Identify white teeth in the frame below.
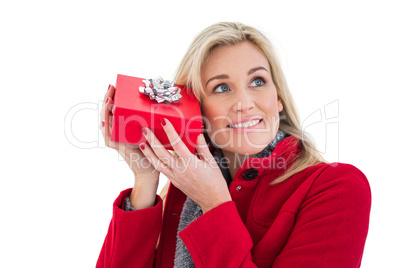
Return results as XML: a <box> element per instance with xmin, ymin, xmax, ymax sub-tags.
<box><xmin>229</xmin><ymin>119</ymin><xmax>261</xmax><ymax>128</ymax></box>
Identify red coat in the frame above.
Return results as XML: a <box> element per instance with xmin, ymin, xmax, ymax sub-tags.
<box><xmin>97</xmin><ymin>137</ymin><xmax>371</xmax><ymax>267</ymax></box>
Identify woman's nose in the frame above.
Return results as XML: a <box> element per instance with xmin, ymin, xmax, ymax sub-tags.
<box><xmin>231</xmin><ymin>88</ymin><xmax>255</xmax><ymax>113</ymax></box>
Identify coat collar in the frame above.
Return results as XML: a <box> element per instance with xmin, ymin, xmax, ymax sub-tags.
<box><xmin>239</xmin><ymin>136</ymin><xmax>301</xmax><ymax>178</ymax></box>
<box><xmin>211</xmin><ymin>133</ymin><xmax>300</xmax><ymax>184</ymax></box>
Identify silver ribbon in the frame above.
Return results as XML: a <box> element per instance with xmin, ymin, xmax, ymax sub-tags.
<box><xmin>139</xmin><ymin>76</ymin><xmax>182</xmax><ymax>104</ymax></box>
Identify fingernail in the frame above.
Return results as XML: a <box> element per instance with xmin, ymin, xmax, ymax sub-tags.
<box><xmin>139</xmin><ymin>143</ymin><xmax>145</xmax><ymax>150</ymax></box>
<box><xmin>102</xmin><ymin>121</ymin><xmax>105</xmax><ymax>127</ymax></box>
<box><xmin>160</xmin><ymin>118</ymin><xmax>166</xmax><ymax>126</ymax></box>
<box><xmin>106</xmin><ymin>98</ymin><xmax>110</xmax><ymax>104</ymax></box>
<box><xmin>142</xmin><ymin>127</ymin><xmax>148</xmax><ymax>136</ymax></box>
<box><xmin>107</xmin><ymin>84</ymin><xmax>111</xmax><ymax>91</ymax></box>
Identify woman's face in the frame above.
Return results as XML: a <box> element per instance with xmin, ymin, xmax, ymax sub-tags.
<box><xmin>200</xmin><ymin>41</ymin><xmax>283</xmax><ymax>157</ymax></box>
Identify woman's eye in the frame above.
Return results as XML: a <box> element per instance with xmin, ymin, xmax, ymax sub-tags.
<box><xmin>213</xmin><ymin>84</ymin><xmax>229</xmax><ymax>93</ymax></box>
<box><xmin>250</xmin><ymin>78</ymin><xmax>265</xmax><ymax>87</ymax></box>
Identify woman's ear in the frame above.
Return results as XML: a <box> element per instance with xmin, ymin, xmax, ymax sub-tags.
<box><xmin>278</xmin><ymin>98</ymin><xmax>284</xmax><ymax>113</ymax></box>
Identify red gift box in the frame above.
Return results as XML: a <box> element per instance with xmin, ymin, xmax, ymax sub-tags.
<box><xmin>110</xmin><ymin>74</ymin><xmax>203</xmax><ymax>153</ymax></box>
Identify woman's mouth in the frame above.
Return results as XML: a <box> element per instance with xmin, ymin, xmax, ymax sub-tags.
<box><xmin>228</xmin><ymin>118</ymin><xmax>263</xmax><ymax>128</ymax></box>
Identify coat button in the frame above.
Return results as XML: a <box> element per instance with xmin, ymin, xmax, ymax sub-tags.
<box><xmin>236</xmin><ymin>186</ymin><xmax>242</xmax><ymax>191</ymax></box>
<box><xmin>242</xmin><ymin>168</ymin><xmax>259</xmax><ymax>181</ymax></box>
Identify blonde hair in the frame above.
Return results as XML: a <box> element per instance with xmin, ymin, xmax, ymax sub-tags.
<box><xmin>171</xmin><ymin>22</ymin><xmax>324</xmax><ymax>187</ymax></box>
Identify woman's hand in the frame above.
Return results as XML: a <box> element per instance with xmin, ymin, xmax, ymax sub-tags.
<box><xmin>100</xmin><ymin>85</ymin><xmax>160</xmax><ymax>209</ymax></box>
<box><xmin>139</xmin><ymin>118</ymin><xmax>232</xmax><ymax>213</ymax></box>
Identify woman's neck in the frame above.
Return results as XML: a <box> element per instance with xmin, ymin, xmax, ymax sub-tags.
<box><xmin>218</xmin><ymin>130</ymin><xmax>288</xmax><ymax>180</ymax></box>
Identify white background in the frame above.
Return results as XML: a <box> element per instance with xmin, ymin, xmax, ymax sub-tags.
<box><xmin>1</xmin><ymin>0</ymin><xmax>401</xmax><ymax>267</ymax></box>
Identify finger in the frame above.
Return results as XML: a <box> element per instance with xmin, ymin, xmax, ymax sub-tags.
<box><xmin>142</xmin><ymin>127</ymin><xmax>177</xmax><ymax>167</ymax></box>
<box><xmin>100</xmin><ymin>85</ymin><xmax>115</xmax><ymax>146</ymax></box>
<box><xmin>101</xmin><ymin>97</ymin><xmax>113</xmax><ymax>145</ymax></box>
<box><xmin>104</xmin><ymin>84</ymin><xmax>115</xmax><ymax>103</ymax></box>
<box><xmin>105</xmin><ymin>97</ymin><xmax>115</xmax><ymax>136</ymax></box>
<box><xmin>105</xmin><ymin>98</ymin><xmax>113</xmax><ymax>136</ymax></box>
<box><xmin>195</xmin><ymin>134</ymin><xmax>215</xmax><ymax>163</ymax></box>
<box><xmin>160</xmin><ymin>118</ymin><xmax>192</xmax><ymax>158</ymax></box>
<box><xmin>100</xmin><ymin>97</ymin><xmax>111</xmax><ymax>126</ymax></box>
<box><xmin>126</xmin><ymin>142</ymin><xmax>141</xmax><ymax>149</ymax></box>
<box><xmin>109</xmin><ymin>114</ymin><xmax>113</xmax><ymax>127</ymax></box>
<box><xmin>139</xmin><ymin>142</ymin><xmax>174</xmax><ymax>178</ymax></box>
<box><xmin>100</xmin><ymin>84</ymin><xmax>115</xmax><ymax>121</ymax></box>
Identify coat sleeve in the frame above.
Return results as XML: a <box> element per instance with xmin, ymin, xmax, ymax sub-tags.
<box><xmin>96</xmin><ymin>188</ymin><xmax>163</xmax><ymax>268</ymax></box>
<box><xmin>272</xmin><ymin>164</ymin><xmax>371</xmax><ymax>267</ymax></box>
<box><xmin>179</xmin><ymin>201</ymin><xmax>257</xmax><ymax>267</ymax></box>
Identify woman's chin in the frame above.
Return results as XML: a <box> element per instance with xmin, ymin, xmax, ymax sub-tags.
<box><xmin>220</xmin><ymin>143</ymin><xmax>270</xmax><ymax>157</ymax></box>
<box><xmin>209</xmin><ymin>131</ymin><xmax>277</xmax><ymax>156</ymax></box>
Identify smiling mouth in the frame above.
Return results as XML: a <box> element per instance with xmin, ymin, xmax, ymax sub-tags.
<box><xmin>228</xmin><ymin>119</ymin><xmax>263</xmax><ymax>128</ymax></box>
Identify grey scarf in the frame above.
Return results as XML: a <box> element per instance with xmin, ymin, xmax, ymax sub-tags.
<box><xmin>173</xmin><ymin>130</ymin><xmax>287</xmax><ymax>267</ymax></box>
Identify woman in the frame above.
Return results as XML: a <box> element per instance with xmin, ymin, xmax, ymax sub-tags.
<box><xmin>97</xmin><ymin>22</ymin><xmax>371</xmax><ymax>267</ymax></box>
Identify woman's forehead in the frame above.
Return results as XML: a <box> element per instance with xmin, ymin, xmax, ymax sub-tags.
<box><xmin>201</xmin><ymin>41</ymin><xmax>271</xmax><ymax>78</ymax></box>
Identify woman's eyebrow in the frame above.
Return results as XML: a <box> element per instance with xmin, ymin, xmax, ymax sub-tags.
<box><xmin>248</xmin><ymin>66</ymin><xmax>268</xmax><ymax>75</ymax></box>
<box><xmin>205</xmin><ymin>67</ymin><xmax>268</xmax><ymax>87</ymax></box>
<box><xmin>205</xmin><ymin>74</ymin><xmax>229</xmax><ymax>87</ymax></box>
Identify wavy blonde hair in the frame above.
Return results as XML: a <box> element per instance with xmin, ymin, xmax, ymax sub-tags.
<box><xmin>160</xmin><ymin>22</ymin><xmax>324</xmax><ymax>197</ymax></box>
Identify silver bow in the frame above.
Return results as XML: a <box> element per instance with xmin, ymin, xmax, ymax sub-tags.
<box><xmin>139</xmin><ymin>76</ymin><xmax>182</xmax><ymax>104</ymax></box>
